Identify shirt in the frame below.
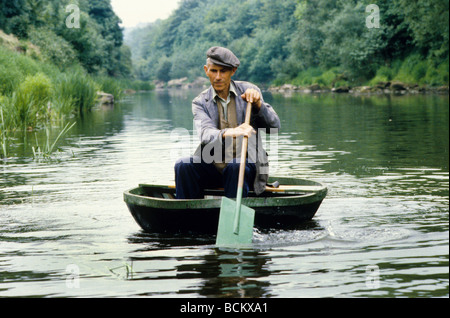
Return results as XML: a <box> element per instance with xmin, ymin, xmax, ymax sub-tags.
<box><xmin>213</xmin><ymin>82</ymin><xmax>237</xmax><ymax>121</ymax></box>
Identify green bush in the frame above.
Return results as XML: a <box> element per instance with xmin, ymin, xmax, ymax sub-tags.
<box><xmin>387</xmin><ymin>53</ymin><xmax>449</xmax><ymax>86</ymax></box>
<box><xmin>393</xmin><ymin>54</ymin><xmax>427</xmax><ymax>84</ymax></box>
<box><xmin>424</xmin><ymin>59</ymin><xmax>449</xmax><ymax>86</ymax></box>
<box><xmin>0</xmin><ymin>46</ymin><xmax>62</xmax><ymax>95</ymax></box>
<box><xmin>368</xmin><ymin>66</ymin><xmax>394</xmax><ymax>86</ymax></box>
<box><xmin>318</xmin><ymin>69</ymin><xmax>339</xmax><ymax>87</ymax></box>
<box><xmin>377</xmin><ymin>66</ymin><xmax>395</xmax><ymax>81</ymax></box>
<box><xmin>368</xmin><ymin>75</ymin><xmax>390</xmax><ymax>86</ymax></box>
<box><xmin>28</xmin><ymin>28</ymin><xmax>78</xmax><ymax>69</ymax></box>
<box><xmin>0</xmin><ymin>64</ymin><xmax>23</xmax><ymax>95</ymax></box>
<box><xmin>7</xmin><ymin>50</ymin><xmax>40</xmax><ymax>77</ymax></box>
<box><xmin>291</xmin><ymin>67</ymin><xmax>324</xmax><ymax>86</ymax></box>
<box><xmin>14</xmin><ymin>73</ymin><xmax>53</xmax><ymax>129</ymax></box>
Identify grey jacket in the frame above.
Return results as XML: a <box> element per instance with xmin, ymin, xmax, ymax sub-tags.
<box><xmin>192</xmin><ymin>80</ymin><xmax>281</xmax><ymax>195</ymax></box>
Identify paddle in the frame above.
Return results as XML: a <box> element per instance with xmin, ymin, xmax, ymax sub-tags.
<box><xmin>216</xmin><ymin>101</ymin><xmax>255</xmax><ymax>246</ymax></box>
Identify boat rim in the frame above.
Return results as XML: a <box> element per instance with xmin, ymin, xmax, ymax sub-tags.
<box><xmin>123</xmin><ymin>178</ymin><xmax>327</xmax><ymax>210</ymax></box>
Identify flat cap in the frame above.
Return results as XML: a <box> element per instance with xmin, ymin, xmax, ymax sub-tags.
<box><xmin>206</xmin><ymin>46</ymin><xmax>240</xmax><ymax>68</ymax></box>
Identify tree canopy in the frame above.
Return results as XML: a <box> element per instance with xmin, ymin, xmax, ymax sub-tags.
<box><xmin>125</xmin><ymin>0</ymin><xmax>449</xmax><ymax>86</ymax></box>
<box><xmin>0</xmin><ymin>0</ymin><xmax>131</xmax><ymax>77</ymax></box>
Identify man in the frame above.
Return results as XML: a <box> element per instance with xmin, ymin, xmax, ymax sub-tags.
<box><xmin>174</xmin><ymin>46</ymin><xmax>280</xmax><ymax>199</ymax></box>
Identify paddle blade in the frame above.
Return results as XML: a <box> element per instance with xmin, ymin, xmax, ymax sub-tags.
<box><xmin>216</xmin><ymin>197</ymin><xmax>255</xmax><ymax>246</ymax></box>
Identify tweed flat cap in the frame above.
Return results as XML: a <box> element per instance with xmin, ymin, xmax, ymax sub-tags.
<box><xmin>206</xmin><ymin>46</ymin><xmax>240</xmax><ymax>68</ymax></box>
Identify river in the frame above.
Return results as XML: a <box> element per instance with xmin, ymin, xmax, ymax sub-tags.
<box><xmin>0</xmin><ymin>89</ymin><xmax>448</xmax><ymax>298</ymax></box>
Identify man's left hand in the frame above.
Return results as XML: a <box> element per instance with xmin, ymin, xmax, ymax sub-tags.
<box><xmin>241</xmin><ymin>88</ymin><xmax>262</xmax><ymax>111</ymax></box>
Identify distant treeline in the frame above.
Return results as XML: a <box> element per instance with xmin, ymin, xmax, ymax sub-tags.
<box><xmin>126</xmin><ymin>0</ymin><xmax>449</xmax><ymax>87</ymax></box>
<box><xmin>0</xmin><ymin>0</ymin><xmax>131</xmax><ymax>77</ymax></box>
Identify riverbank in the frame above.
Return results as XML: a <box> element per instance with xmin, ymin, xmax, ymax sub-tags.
<box><xmin>267</xmin><ymin>82</ymin><xmax>449</xmax><ymax>95</ymax></box>
<box><xmin>151</xmin><ymin>75</ymin><xmax>449</xmax><ymax>96</ymax></box>
<box><xmin>0</xmin><ymin>31</ymin><xmax>153</xmax><ymax>159</ymax></box>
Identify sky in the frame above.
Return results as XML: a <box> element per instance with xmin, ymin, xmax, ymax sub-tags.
<box><xmin>111</xmin><ymin>0</ymin><xmax>181</xmax><ymax>28</ymax></box>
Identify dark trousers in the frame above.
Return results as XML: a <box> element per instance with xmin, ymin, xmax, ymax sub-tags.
<box><xmin>174</xmin><ymin>157</ymin><xmax>256</xmax><ymax>199</ymax></box>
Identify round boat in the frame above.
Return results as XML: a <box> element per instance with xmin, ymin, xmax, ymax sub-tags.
<box><xmin>124</xmin><ymin>177</ymin><xmax>327</xmax><ymax>235</ymax></box>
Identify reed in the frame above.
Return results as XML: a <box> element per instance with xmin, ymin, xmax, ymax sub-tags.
<box><xmin>15</xmin><ymin>73</ymin><xmax>52</xmax><ymax>130</ymax></box>
<box><xmin>32</xmin><ymin>121</ymin><xmax>76</xmax><ymax>160</ymax></box>
<box><xmin>1</xmin><ymin>46</ymin><xmax>150</xmax><ymax>159</ymax></box>
<box><xmin>95</xmin><ymin>76</ymin><xmax>124</xmax><ymax>101</ymax></box>
<box><xmin>55</xmin><ymin>69</ymin><xmax>99</xmax><ymax>113</ymax></box>
<box><xmin>50</xmin><ymin>89</ymin><xmax>76</xmax><ymax>122</ymax></box>
<box><xmin>0</xmin><ymin>107</ymin><xmax>8</xmax><ymax>158</ymax></box>
<box><xmin>108</xmin><ymin>261</ymin><xmax>134</xmax><ymax>280</ymax></box>
<box><xmin>118</xmin><ymin>78</ymin><xmax>154</xmax><ymax>91</ymax></box>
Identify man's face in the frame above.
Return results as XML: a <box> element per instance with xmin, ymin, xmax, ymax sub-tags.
<box><xmin>204</xmin><ymin>63</ymin><xmax>237</xmax><ymax>93</ymax></box>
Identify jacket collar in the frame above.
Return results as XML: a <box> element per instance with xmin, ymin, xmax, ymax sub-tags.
<box><xmin>205</xmin><ymin>80</ymin><xmax>244</xmax><ymax>101</ymax></box>
<box><xmin>204</xmin><ymin>80</ymin><xmax>246</xmax><ymax>124</ymax></box>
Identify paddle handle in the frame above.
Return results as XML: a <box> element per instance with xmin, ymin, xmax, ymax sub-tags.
<box><xmin>236</xmin><ymin>102</ymin><xmax>252</xmax><ymax>191</ymax></box>
<box><xmin>233</xmin><ymin>101</ymin><xmax>253</xmax><ymax>234</ymax></box>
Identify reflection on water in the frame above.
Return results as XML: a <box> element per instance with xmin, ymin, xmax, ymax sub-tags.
<box><xmin>0</xmin><ymin>90</ymin><xmax>448</xmax><ymax>298</ymax></box>
<box><xmin>127</xmin><ymin>232</ymin><xmax>273</xmax><ymax>298</ymax></box>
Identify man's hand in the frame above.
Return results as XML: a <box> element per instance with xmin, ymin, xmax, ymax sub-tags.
<box><xmin>241</xmin><ymin>88</ymin><xmax>262</xmax><ymax>111</ymax></box>
<box><xmin>223</xmin><ymin>123</ymin><xmax>256</xmax><ymax>139</ymax></box>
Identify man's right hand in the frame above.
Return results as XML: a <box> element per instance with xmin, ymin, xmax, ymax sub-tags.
<box><xmin>223</xmin><ymin>123</ymin><xmax>256</xmax><ymax>139</ymax></box>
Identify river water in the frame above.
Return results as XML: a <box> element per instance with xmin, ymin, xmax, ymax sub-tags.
<box><xmin>0</xmin><ymin>89</ymin><xmax>448</xmax><ymax>298</ymax></box>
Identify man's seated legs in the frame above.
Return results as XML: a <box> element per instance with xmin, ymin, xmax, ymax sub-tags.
<box><xmin>222</xmin><ymin>158</ymin><xmax>256</xmax><ymax>198</ymax></box>
<box><xmin>174</xmin><ymin>157</ymin><xmax>222</xmax><ymax>199</ymax></box>
<box><xmin>174</xmin><ymin>157</ymin><xmax>256</xmax><ymax>199</ymax></box>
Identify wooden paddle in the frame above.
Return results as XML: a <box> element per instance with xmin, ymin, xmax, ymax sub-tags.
<box><xmin>216</xmin><ymin>101</ymin><xmax>255</xmax><ymax>246</ymax></box>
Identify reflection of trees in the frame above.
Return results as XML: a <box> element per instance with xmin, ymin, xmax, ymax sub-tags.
<box><xmin>131</xmin><ymin>90</ymin><xmax>202</xmax><ymax>131</ymax></box>
<box><xmin>268</xmin><ymin>93</ymin><xmax>449</xmax><ymax>176</ymax></box>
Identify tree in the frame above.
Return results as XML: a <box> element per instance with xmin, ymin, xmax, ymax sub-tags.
<box><xmin>155</xmin><ymin>56</ymin><xmax>172</xmax><ymax>82</ymax></box>
<box><xmin>0</xmin><ymin>0</ymin><xmax>131</xmax><ymax>77</ymax></box>
<box><xmin>393</xmin><ymin>0</ymin><xmax>449</xmax><ymax>58</ymax></box>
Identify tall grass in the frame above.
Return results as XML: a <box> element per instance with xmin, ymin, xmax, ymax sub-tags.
<box><xmin>367</xmin><ymin>54</ymin><xmax>449</xmax><ymax>86</ymax></box>
<box><xmin>281</xmin><ymin>52</ymin><xmax>449</xmax><ymax>88</ymax></box>
<box><xmin>32</xmin><ymin>121</ymin><xmax>76</xmax><ymax>160</ymax></box>
<box><xmin>95</xmin><ymin>76</ymin><xmax>124</xmax><ymax>101</ymax></box>
<box><xmin>288</xmin><ymin>67</ymin><xmax>351</xmax><ymax>88</ymax></box>
<box><xmin>119</xmin><ymin>79</ymin><xmax>155</xmax><ymax>91</ymax></box>
<box><xmin>0</xmin><ymin>43</ymin><xmax>155</xmax><ymax>159</ymax></box>
<box><xmin>55</xmin><ymin>69</ymin><xmax>99</xmax><ymax>113</ymax></box>
<box><xmin>0</xmin><ymin>73</ymin><xmax>52</xmax><ymax>132</ymax></box>
<box><xmin>0</xmin><ymin>106</ymin><xmax>9</xmax><ymax>158</ymax></box>
<box><xmin>95</xmin><ymin>77</ymin><xmax>155</xmax><ymax>100</ymax></box>
<box><xmin>16</xmin><ymin>73</ymin><xmax>53</xmax><ymax>129</ymax></box>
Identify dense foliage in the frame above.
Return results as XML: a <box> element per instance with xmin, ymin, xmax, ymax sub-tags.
<box><xmin>0</xmin><ymin>0</ymin><xmax>131</xmax><ymax>77</ymax></box>
<box><xmin>126</xmin><ymin>0</ymin><xmax>449</xmax><ymax>86</ymax></box>
<box><xmin>0</xmin><ymin>0</ymin><xmax>154</xmax><ymax>158</ymax></box>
